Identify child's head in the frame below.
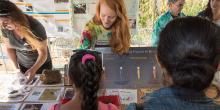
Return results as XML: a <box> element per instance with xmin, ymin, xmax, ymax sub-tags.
<box><xmin>168</xmin><ymin>0</ymin><xmax>185</xmax><ymax>16</ymax></box>
<box><xmin>157</xmin><ymin>16</ymin><xmax>220</xmax><ymax>91</ymax></box>
<box><xmin>68</xmin><ymin>50</ymin><xmax>103</xmax><ymax>110</ymax></box>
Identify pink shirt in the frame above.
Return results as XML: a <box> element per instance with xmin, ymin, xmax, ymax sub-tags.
<box><xmin>48</xmin><ymin>101</ymin><xmax>118</xmax><ymax>110</ymax></box>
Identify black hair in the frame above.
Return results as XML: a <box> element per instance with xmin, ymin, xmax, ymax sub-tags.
<box><xmin>68</xmin><ymin>50</ymin><xmax>103</xmax><ymax>110</ymax></box>
<box><xmin>158</xmin><ymin>16</ymin><xmax>220</xmax><ymax>91</ymax></box>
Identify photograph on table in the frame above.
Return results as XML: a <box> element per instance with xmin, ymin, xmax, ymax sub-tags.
<box><xmin>25</xmin><ymin>87</ymin><xmax>64</xmax><ymax>102</ymax></box>
<box><xmin>39</xmin><ymin>89</ymin><xmax>61</xmax><ymax>100</ymax></box>
<box><xmin>22</xmin><ymin>104</ymin><xmax>42</xmax><ymax>110</ymax></box>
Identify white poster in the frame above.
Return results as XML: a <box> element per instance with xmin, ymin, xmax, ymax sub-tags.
<box><xmin>10</xmin><ymin>0</ymin><xmax>72</xmax><ymax>39</ymax></box>
<box><xmin>23</xmin><ymin>0</ymin><xmax>55</xmax><ymax>12</ymax></box>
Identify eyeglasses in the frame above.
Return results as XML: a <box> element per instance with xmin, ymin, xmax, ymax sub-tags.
<box><xmin>174</xmin><ymin>3</ymin><xmax>184</xmax><ymax>7</ymax></box>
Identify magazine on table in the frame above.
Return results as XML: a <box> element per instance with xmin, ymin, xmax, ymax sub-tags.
<box><xmin>25</xmin><ymin>87</ymin><xmax>64</xmax><ymax>102</ymax></box>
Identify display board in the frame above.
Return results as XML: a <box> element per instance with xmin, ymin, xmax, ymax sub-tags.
<box><xmin>96</xmin><ymin>47</ymin><xmax>163</xmax><ymax>89</ymax></box>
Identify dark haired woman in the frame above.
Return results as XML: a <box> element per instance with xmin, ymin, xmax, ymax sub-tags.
<box><xmin>144</xmin><ymin>17</ymin><xmax>220</xmax><ymax>110</ymax></box>
<box><xmin>151</xmin><ymin>0</ymin><xmax>185</xmax><ymax>47</ymax></box>
<box><xmin>0</xmin><ymin>0</ymin><xmax>52</xmax><ymax>83</ymax></box>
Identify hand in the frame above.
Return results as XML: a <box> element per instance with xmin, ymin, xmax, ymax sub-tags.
<box><xmin>25</xmin><ymin>68</ymin><xmax>36</xmax><ymax>84</ymax></box>
<box><xmin>14</xmin><ymin>69</ymin><xmax>27</xmax><ymax>84</ymax></box>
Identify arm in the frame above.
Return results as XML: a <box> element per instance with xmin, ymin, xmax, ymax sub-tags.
<box><xmin>25</xmin><ymin>40</ymin><xmax>48</xmax><ymax>83</ymax></box>
<box><xmin>79</xmin><ymin>30</ymin><xmax>92</xmax><ymax>49</ymax></box>
<box><xmin>151</xmin><ymin>20</ymin><xmax>162</xmax><ymax>47</ymax></box>
<box><xmin>79</xmin><ymin>21</ymin><xmax>99</xmax><ymax>49</ymax></box>
<box><xmin>2</xmin><ymin>37</ymin><xmax>19</xmax><ymax>69</ymax></box>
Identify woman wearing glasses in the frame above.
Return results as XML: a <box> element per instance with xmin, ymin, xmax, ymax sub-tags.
<box><xmin>0</xmin><ymin>0</ymin><xmax>52</xmax><ymax>83</ymax></box>
<box><xmin>151</xmin><ymin>0</ymin><xmax>185</xmax><ymax>47</ymax></box>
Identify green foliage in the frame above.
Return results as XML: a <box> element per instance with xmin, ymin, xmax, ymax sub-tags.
<box><xmin>134</xmin><ymin>0</ymin><xmax>209</xmax><ymax>46</ymax></box>
<box><xmin>182</xmin><ymin>0</ymin><xmax>208</xmax><ymax>16</ymax></box>
<box><xmin>138</xmin><ymin>0</ymin><xmax>208</xmax><ymax>28</ymax></box>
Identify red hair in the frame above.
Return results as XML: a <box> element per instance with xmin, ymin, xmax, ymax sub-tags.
<box><xmin>93</xmin><ymin>0</ymin><xmax>131</xmax><ymax>54</ymax></box>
